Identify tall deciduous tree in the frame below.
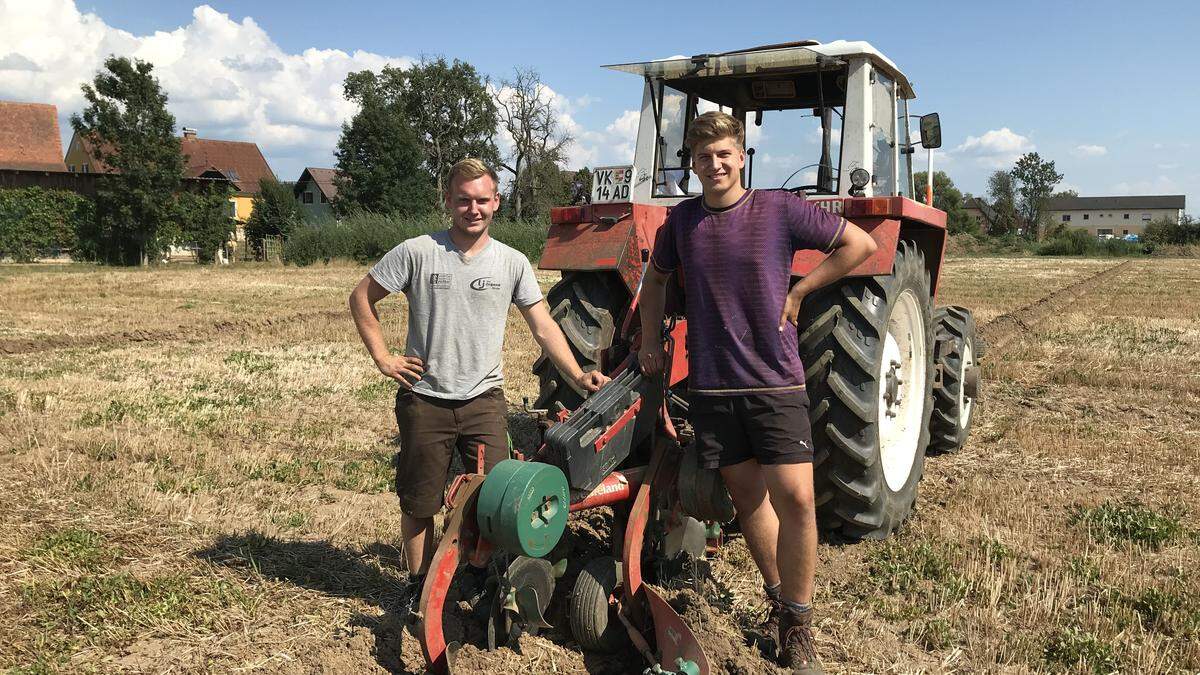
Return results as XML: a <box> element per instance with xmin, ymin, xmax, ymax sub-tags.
<box><xmin>246</xmin><ymin>177</ymin><xmax>301</xmax><ymax>256</ymax></box>
<box><xmin>71</xmin><ymin>56</ymin><xmax>184</xmax><ymax>266</ymax></box>
<box><xmin>914</xmin><ymin>171</ymin><xmax>975</xmax><ymax>234</ymax></box>
<box><xmin>986</xmin><ymin>170</ymin><xmax>1021</xmax><ymax>236</ymax></box>
<box><xmin>496</xmin><ymin>68</ymin><xmax>573</xmax><ymax>220</ymax></box>
<box><xmin>402</xmin><ymin>57</ymin><xmax>499</xmax><ymax>198</ymax></box>
<box><xmin>334</xmin><ymin>67</ymin><xmax>436</xmax><ymax>215</ymax></box>
<box><xmin>1010</xmin><ymin>152</ymin><xmax>1064</xmax><ymax>240</ymax></box>
<box><xmin>175</xmin><ymin>183</ymin><xmax>235</xmax><ymax>264</ymax></box>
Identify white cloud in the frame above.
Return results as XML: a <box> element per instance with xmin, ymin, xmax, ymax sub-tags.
<box><xmin>952</xmin><ymin>127</ymin><xmax>1035</xmax><ymax>168</ymax></box>
<box><xmin>0</xmin><ymin>1</ymin><xmax>411</xmax><ymax>180</ymax></box>
<box><xmin>1111</xmin><ymin>176</ymin><xmax>1181</xmax><ymax>195</ymax></box>
<box><xmin>1072</xmin><ymin>144</ymin><xmax>1107</xmax><ymax>158</ymax></box>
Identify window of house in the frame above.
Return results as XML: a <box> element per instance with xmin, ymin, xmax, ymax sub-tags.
<box><xmin>1097</xmin><ymin>228</ymin><xmax>1113</xmax><ymax>235</ymax></box>
<box><xmin>320</xmin><ymin>193</ymin><xmax>328</xmax><ymax>203</ymax></box>
<box><xmin>229</xmin><ymin>200</ymin><xmax>238</xmax><ymax>218</ymax></box>
<box><xmin>68</xmin><ymin>164</ymin><xmax>75</xmax><ymax>172</ymax></box>
<box><xmin>1141</xmin><ymin>213</ymin><xmax>1151</xmax><ymax>221</ymax></box>
<box><xmin>1123</xmin><ymin>229</ymin><xmax>1129</xmax><ymax>235</ymax></box>
<box><xmin>1083</xmin><ymin>214</ymin><xmax>1089</xmax><ymax>220</ymax></box>
<box><xmin>82</xmin><ymin>164</ymin><xmax>89</xmax><ymax>173</ymax></box>
<box><xmin>1062</xmin><ymin>214</ymin><xmax>1071</xmax><ymax>222</ymax></box>
<box><xmin>1124</xmin><ymin>213</ymin><xmax>1130</xmax><ymax>219</ymax></box>
<box><xmin>303</xmin><ymin>192</ymin><xmax>314</xmax><ymax>204</ymax></box>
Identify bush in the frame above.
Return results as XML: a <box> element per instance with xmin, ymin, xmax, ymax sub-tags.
<box><xmin>1036</xmin><ymin>229</ymin><xmax>1145</xmax><ymax>257</ymax></box>
<box><xmin>283</xmin><ymin>211</ymin><xmax>547</xmax><ymax>266</ymax></box>
<box><xmin>0</xmin><ymin>187</ymin><xmax>94</xmax><ymax>262</ymax></box>
<box><xmin>245</xmin><ymin>178</ymin><xmax>300</xmax><ymax>258</ymax></box>
<box><xmin>1144</xmin><ymin>214</ymin><xmax>1199</xmax><ymax>246</ymax></box>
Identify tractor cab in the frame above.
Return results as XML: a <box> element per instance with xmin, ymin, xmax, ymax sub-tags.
<box><xmin>597</xmin><ymin>40</ymin><xmax>939</xmax><ymax>205</ymax></box>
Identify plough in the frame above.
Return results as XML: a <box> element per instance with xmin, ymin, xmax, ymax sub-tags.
<box><xmin>416</xmin><ymin>321</ymin><xmax>726</xmax><ymax>675</ymax></box>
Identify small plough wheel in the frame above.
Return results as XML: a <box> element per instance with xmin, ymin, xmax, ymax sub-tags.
<box><xmin>569</xmin><ymin>556</ymin><xmax>628</xmax><ymax>652</ymax></box>
<box><xmin>928</xmin><ymin>306</ymin><xmax>982</xmax><ymax>454</ymax></box>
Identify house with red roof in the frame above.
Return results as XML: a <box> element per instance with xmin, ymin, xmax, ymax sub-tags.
<box><xmin>0</xmin><ymin>102</ymin><xmax>68</xmax><ymax>172</ymax></box>
<box><xmin>64</xmin><ymin>126</ymin><xmax>275</xmax><ymax>238</ymax></box>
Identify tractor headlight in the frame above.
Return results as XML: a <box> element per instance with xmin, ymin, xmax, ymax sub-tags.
<box><xmin>850</xmin><ymin>168</ymin><xmax>871</xmax><ymax>190</ymax></box>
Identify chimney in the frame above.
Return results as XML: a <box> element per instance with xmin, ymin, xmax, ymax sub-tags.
<box><xmin>182</xmin><ymin>127</ymin><xmax>197</xmax><ymax>139</ymax></box>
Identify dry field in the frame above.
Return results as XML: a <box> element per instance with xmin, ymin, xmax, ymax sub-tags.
<box><xmin>2</xmin><ymin>256</ymin><xmax>1199</xmax><ymax>674</ymax></box>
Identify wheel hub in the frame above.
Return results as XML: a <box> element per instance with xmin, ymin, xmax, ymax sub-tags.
<box><xmin>878</xmin><ymin>289</ymin><xmax>927</xmax><ymax>493</ymax></box>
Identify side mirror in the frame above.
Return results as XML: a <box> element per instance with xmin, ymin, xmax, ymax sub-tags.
<box><xmin>919</xmin><ymin>113</ymin><xmax>942</xmax><ymax>149</ymax></box>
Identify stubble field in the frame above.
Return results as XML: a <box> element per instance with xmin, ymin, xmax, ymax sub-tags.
<box><xmin>2</xmin><ymin>256</ymin><xmax>1198</xmax><ymax>674</ymax></box>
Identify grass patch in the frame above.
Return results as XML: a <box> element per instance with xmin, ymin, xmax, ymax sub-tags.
<box><xmin>223</xmin><ymin>350</ymin><xmax>276</xmax><ymax>374</ymax></box>
<box><xmin>1070</xmin><ymin>500</ymin><xmax>1184</xmax><ymax>549</ymax></box>
<box><xmin>1043</xmin><ymin>626</ymin><xmax>1120</xmax><ymax>673</ymax></box>
<box><xmin>24</xmin><ymin>527</ymin><xmax>113</xmax><ymax>569</ymax></box>
<box><xmin>867</xmin><ymin>539</ymin><xmax>968</xmax><ymax>599</ymax></box>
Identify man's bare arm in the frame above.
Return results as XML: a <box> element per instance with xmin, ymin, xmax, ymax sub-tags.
<box><xmin>348</xmin><ymin>275</ymin><xmax>424</xmax><ymax>387</ymax></box>
<box><xmin>636</xmin><ymin>266</ymin><xmax>671</xmax><ymax>375</ymax></box>
<box><xmin>518</xmin><ymin>301</ymin><xmax>610</xmax><ymax>392</ymax></box>
<box><xmin>779</xmin><ymin>222</ymin><xmax>878</xmax><ymax>330</ymax></box>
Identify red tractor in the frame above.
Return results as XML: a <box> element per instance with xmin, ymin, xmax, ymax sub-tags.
<box><xmin>417</xmin><ymin>40</ymin><xmax>982</xmax><ymax>674</ymax></box>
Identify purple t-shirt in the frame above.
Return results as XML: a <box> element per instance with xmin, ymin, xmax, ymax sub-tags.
<box><xmin>651</xmin><ymin>189</ymin><xmax>846</xmax><ymax>395</ymax></box>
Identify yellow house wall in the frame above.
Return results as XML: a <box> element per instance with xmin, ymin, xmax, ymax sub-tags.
<box><xmin>64</xmin><ymin>135</ymin><xmax>91</xmax><ymax>172</ymax></box>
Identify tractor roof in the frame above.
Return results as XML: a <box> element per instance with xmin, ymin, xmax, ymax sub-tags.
<box><xmin>604</xmin><ymin>40</ymin><xmax>915</xmax><ymax>99</ymax></box>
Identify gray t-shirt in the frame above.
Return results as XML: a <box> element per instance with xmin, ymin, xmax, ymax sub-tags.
<box><xmin>369</xmin><ymin>229</ymin><xmax>543</xmax><ymax>400</ymax></box>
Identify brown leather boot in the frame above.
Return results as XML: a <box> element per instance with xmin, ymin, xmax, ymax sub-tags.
<box><xmin>756</xmin><ymin>595</ymin><xmax>783</xmax><ymax>658</ymax></box>
<box><xmin>778</xmin><ymin>604</ymin><xmax>824</xmax><ymax>674</ymax></box>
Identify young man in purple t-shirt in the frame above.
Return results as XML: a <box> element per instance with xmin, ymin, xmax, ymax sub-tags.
<box><xmin>638</xmin><ymin>112</ymin><xmax>876</xmax><ymax>674</ymax></box>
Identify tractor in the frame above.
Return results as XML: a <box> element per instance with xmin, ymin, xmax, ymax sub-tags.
<box><xmin>417</xmin><ymin>40</ymin><xmax>983</xmax><ymax>674</ymax></box>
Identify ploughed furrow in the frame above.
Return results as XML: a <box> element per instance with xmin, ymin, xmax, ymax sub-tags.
<box><xmin>0</xmin><ymin>308</ymin><xmax>346</xmax><ymax>356</ymax></box>
<box><xmin>978</xmin><ymin>260</ymin><xmax>1131</xmax><ymax>353</ymax></box>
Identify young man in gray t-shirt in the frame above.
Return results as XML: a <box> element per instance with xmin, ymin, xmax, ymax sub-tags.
<box><xmin>349</xmin><ymin>159</ymin><xmax>608</xmax><ymax>592</ymax></box>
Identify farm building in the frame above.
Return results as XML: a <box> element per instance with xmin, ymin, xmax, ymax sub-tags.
<box><xmin>0</xmin><ymin>101</ymin><xmax>68</xmax><ymax>172</ymax></box>
<box><xmin>293</xmin><ymin>167</ymin><xmax>340</xmax><ymax>218</ymax></box>
<box><xmin>64</xmin><ymin>127</ymin><xmax>276</xmax><ymax>241</ymax></box>
<box><xmin>1045</xmin><ymin>195</ymin><xmax>1186</xmax><ymax>237</ymax></box>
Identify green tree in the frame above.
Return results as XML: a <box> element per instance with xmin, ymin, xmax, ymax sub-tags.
<box><xmin>986</xmin><ymin>170</ymin><xmax>1021</xmax><ymax>236</ymax></box>
<box><xmin>914</xmin><ymin>171</ymin><xmax>975</xmax><ymax>235</ymax></box>
<box><xmin>402</xmin><ymin>56</ymin><xmax>499</xmax><ymax>198</ymax></box>
<box><xmin>71</xmin><ymin>56</ymin><xmax>184</xmax><ymax>265</ymax></box>
<box><xmin>335</xmin><ymin>67</ymin><xmax>436</xmax><ymax>215</ymax></box>
<box><xmin>246</xmin><ymin>177</ymin><xmax>300</xmax><ymax>256</ymax></box>
<box><xmin>569</xmin><ymin>167</ymin><xmax>592</xmax><ymax>205</ymax></box>
<box><xmin>175</xmin><ymin>183</ymin><xmax>235</xmax><ymax>264</ymax></box>
<box><xmin>1010</xmin><ymin>152</ymin><xmax>1064</xmax><ymax>240</ymax></box>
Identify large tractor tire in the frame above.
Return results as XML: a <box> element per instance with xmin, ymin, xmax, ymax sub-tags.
<box><xmin>928</xmin><ymin>306</ymin><xmax>982</xmax><ymax>454</ymax></box>
<box><xmin>797</xmin><ymin>240</ymin><xmax>935</xmax><ymax>540</ymax></box>
<box><xmin>534</xmin><ymin>272</ymin><xmax>628</xmax><ymax>413</ymax></box>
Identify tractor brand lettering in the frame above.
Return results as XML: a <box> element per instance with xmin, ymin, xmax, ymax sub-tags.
<box><xmin>430</xmin><ymin>273</ymin><xmax>452</xmax><ymax>289</ymax></box>
<box><xmin>470</xmin><ymin>277</ymin><xmax>502</xmax><ymax>291</ymax></box>
<box><xmin>592</xmin><ymin>165</ymin><xmax>636</xmax><ymax>204</ymax></box>
<box><xmin>810</xmin><ymin>199</ymin><xmax>843</xmax><ymax>216</ymax></box>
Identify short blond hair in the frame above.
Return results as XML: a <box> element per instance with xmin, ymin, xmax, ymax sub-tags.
<box><xmin>685</xmin><ymin>111</ymin><xmax>744</xmax><ymax>151</ymax></box>
<box><xmin>447</xmin><ymin>158</ymin><xmax>499</xmax><ymax>192</ymax></box>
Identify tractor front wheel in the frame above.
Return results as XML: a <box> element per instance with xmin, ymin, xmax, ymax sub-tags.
<box><xmin>798</xmin><ymin>240</ymin><xmax>935</xmax><ymax>540</ymax></box>
<box><xmin>569</xmin><ymin>556</ymin><xmax>627</xmax><ymax>652</ymax></box>
<box><xmin>928</xmin><ymin>306</ymin><xmax>982</xmax><ymax>454</ymax></box>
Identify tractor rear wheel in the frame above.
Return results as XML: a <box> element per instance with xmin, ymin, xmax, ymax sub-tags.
<box><xmin>534</xmin><ymin>272</ymin><xmax>628</xmax><ymax>413</ymax></box>
<box><xmin>797</xmin><ymin>240</ymin><xmax>935</xmax><ymax>540</ymax></box>
<box><xmin>928</xmin><ymin>306</ymin><xmax>982</xmax><ymax>454</ymax></box>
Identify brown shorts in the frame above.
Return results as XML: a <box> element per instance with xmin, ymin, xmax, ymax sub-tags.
<box><xmin>394</xmin><ymin>387</ymin><xmax>510</xmax><ymax>518</ymax></box>
<box><xmin>691</xmin><ymin>390</ymin><xmax>814</xmax><ymax>469</ymax></box>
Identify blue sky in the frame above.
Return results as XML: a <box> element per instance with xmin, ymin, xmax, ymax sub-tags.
<box><xmin>2</xmin><ymin>0</ymin><xmax>1196</xmax><ymax>210</ymax></box>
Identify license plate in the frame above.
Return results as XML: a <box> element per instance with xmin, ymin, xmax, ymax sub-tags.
<box><xmin>591</xmin><ymin>165</ymin><xmax>636</xmax><ymax>203</ymax></box>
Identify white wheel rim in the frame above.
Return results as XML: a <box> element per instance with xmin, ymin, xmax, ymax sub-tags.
<box><xmin>958</xmin><ymin>340</ymin><xmax>974</xmax><ymax>430</ymax></box>
<box><xmin>879</xmin><ymin>290</ymin><xmax>926</xmax><ymax>492</ymax></box>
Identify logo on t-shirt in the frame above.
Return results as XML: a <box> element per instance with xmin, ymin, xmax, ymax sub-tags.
<box><xmin>470</xmin><ymin>277</ymin><xmax>502</xmax><ymax>291</ymax></box>
<box><xmin>430</xmin><ymin>273</ymin><xmax>452</xmax><ymax>289</ymax></box>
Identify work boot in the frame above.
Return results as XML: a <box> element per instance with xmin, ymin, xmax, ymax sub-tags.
<box><xmin>402</xmin><ymin>572</ymin><xmax>426</xmax><ymax>624</ymax></box>
<box><xmin>778</xmin><ymin>604</ymin><xmax>824</xmax><ymax>674</ymax></box>
<box><xmin>755</xmin><ymin>586</ymin><xmax>783</xmax><ymax>658</ymax></box>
